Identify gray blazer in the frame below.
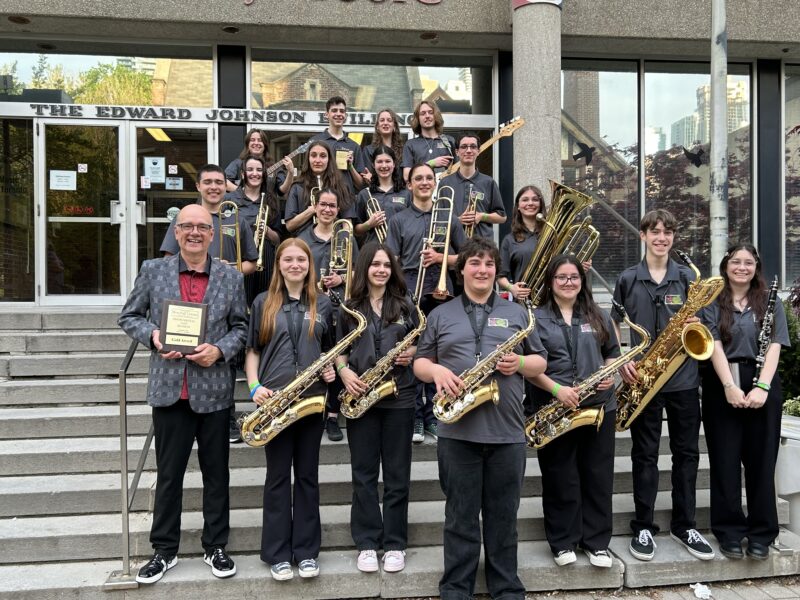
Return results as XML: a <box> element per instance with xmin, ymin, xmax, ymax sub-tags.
<box><xmin>118</xmin><ymin>254</ymin><xmax>248</xmax><ymax>413</ymax></box>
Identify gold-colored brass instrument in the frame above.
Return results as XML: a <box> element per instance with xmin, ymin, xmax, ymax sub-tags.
<box><xmin>240</xmin><ymin>293</ymin><xmax>367</xmax><ymax>446</ymax></box>
<box><xmin>219</xmin><ymin>200</ymin><xmax>242</xmax><ymax>272</ymax></box>
<box><xmin>339</xmin><ymin>304</ymin><xmax>426</xmax><ymax>419</ymax></box>
<box><xmin>525</xmin><ymin>301</ymin><xmax>651</xmax><ymax>448</ymax></box>
<box><xmin>615</xmin><ymin>250</ymin><xmax>723</xmax><ymax>431</ymax></box>
<box><xmin>432</xmin><ymin>299</ymin><xmax>536</xmax><ymax>424</ymax></box>
<box><xmin>310</xmin><ymin>175</ymin><xmax>322</xmax><ymax>225</ymax></box>
<box><xmin>327</xmin><ymin>219</ymin><xmax>354</xmax><ymax>300</ymax></box>
<box><xmin>463</xmin><ymin>183</ymin><xmax>479</xmax><ymax>238</ymax></box>
<box><xmin>365</xmin><ymin>191</ymin><xmax>388</xmax><ymax>244</ymax></box>
<box><xmin>253</xmin><ymin>193</ymin><xmax>269</xmax><ymax>272</ymax></box>
<box><xmin>519</xmin><ymin>181</ymin><xmax>599</xmax><ymax>306</ymax></box>
<box><xmin>414</xmin><ymin>186</ymin><xmax>455</xmax><ymax>306</ymax></box>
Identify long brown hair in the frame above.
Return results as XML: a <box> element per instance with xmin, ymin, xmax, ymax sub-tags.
<box><xmin>297</xmin><ymin>140</ymin><xmax>353</xmax><ymax>211</ymax></box>
<box><xmin>258</xmin><ymin>238</ymin><xmax>319</xmax><ymax>344</ymax></box>
<box><xmin>717</xmin><ymin>243</ymin><xmax>767</xmax><ymax>346</ymax></box>
<box><xmin>512</xmin><ymin>185</ymin><xmax>546</xmax><ymax>242</ymax></box>
<box><xmin>238</xmin><ymin>154</ymin><xmax>279</xmax><ymax>215</ymax></box>
<box><xmin>371</xmin><ymin>108</ymin><xmax>404</xmax><ymax>160</ymax></box>
<box><xmin>410</xmin><ymin>100</ymin><xmax>444</xmax><ymax>136</ymax></box>
<box><xmin>344</xmin><ymin>242</ymin><xmax>408</xmax><ymax>325</ymax></box>
<box><xmin>238</xmin><ymin>128</ymin><xmax>272</xmax><ymax>164</ymax></box>
<box><xmin>539</xmin><ymin>254</ymin><xmax>609</xmax><ymax>345</ymax></box>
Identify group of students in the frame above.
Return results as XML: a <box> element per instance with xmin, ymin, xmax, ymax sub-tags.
<box><xmin>121</xmin><ymin>95</ymin><xmax>790</xmax><ymax>600</ymax></box>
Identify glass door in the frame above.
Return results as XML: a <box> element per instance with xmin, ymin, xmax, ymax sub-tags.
<box><xmin>38</xmin><ymin>121</ymin><xmax>126</xmax><ymax>305</ymax></box>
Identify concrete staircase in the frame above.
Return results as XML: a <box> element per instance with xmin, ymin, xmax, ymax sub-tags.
<box><xmin>0</xmin><ymin>309</ymin><xmax>798</xmax><ymax>599</ymax></box>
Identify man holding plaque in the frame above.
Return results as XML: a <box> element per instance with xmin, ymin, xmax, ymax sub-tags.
<box><xmin>119</xmin><ymin>203</ymin><xmax>248</xmax><ymax>585</ymax></box>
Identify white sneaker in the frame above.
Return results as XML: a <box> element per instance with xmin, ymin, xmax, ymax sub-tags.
<box><xmin>553</xmin><ymin>549</ymin><xmax>577</xmax><ymax>566</ymax></box>
<box><xmin>357</xmin><ymin>549</ymin><xmax>379</xmax><ymax>573</ymax></box>
<box><xmin>382</xmin><ymin>550</ymin><xmax>406</xmax><ymax>572</ymax></box>
<box><xmin>584</xmin><ymin>549</ymin><xmax>613</xmax><ymax>568</ymax></box>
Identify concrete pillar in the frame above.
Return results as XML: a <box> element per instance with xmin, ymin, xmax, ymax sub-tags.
<box><xmin>512</xmin><ymin>0</ymin><xmax>562</xmax><ymax>200</ymax></box>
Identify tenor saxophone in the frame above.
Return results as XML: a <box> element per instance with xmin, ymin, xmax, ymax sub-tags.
<box><xmin>615</xmin><ymin>250</ymin><xmax>724</xmax><ymax>431</ymax></box>
<box><xmin>240</xmin><ymin>293</ymin><xmax>367</xmax><ymax>446</ymax></box>
<box><xmin>432</xmin><ymin>299</ymin><xmax>535</xmax><ymax>424</ymax></box>
<box><xmin>525</xmin><ymin>301</ymin><xmax>650</xmax><ymax>449</ymax></box>
<box><xmin>339</xmin><ymin>304</ymin><xmax>427</xmax><ymax>419</ymax></box>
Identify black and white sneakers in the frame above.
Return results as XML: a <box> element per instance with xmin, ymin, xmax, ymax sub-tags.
<box><xmin>671</xmin><ymin>529</ymin><xmax>715</xmax><ymax>560</ymax></box>
<box><xmin>204</xmin><ymin>547</ymin><xmax>237</xmax><ymax>578</ymax></box>
<box><xmin>629</xmin><ymin>529</ymin><xmax>656</xmax><ymax>561</ymax></box>
<box><xmin>136</xmin><ymin>553</ymin><xmax>177</xmax><ymax>584</ymax></box>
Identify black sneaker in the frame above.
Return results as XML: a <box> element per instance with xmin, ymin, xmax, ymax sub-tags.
<box><xmin>412</xmin><ymin>419</ymin><xmax>425</xmax><ymax>444</ymax></box>
<box><xmin>204</xmin><ymin>547</ymin><xmax>236</xmax><ymax>578</ymax></box>
<box><xmin>326</xmin><ymin>417</ymin><xmax>344</xmax><ymax>442</ymax></box>
<box><xmin>629</xmin><ymin>529</ymin><xmax>656</xmax><ymax>561</ymax></box>
<box><xmin>424</xmin><ymin>421</ymin><xmax>438</xmax><ymax>439</ymax></box>
<box><xmin>671</xmin><ymin>529</ymin><xmax>715</xmax><ymax>560</ymax></box>
<box><xmin>136</xmin><ymin>552</ymin><xmax>177</xmax><ymax>584</ymax></box>
<box><xmin>229</xmin><ymin>411</ymin><xmax>242</xmax><ymax>444</ymax></box>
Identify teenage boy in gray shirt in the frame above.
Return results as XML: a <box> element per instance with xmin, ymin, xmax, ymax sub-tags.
<box><xmin>310</xmin><ymin>96</ymin><xmax>366</xmax><ymax>195</ymax></box>
<box><xmin>414</xmin><ymin>238</ymin><xmax>546</xmax><ymax>600</ymax></box>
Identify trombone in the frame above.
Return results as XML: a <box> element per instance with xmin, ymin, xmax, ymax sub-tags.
<box><xmin>219</xmin><ymin>200</ymin><xmax>243</xmax><ymax>272</ymax></box>
<box><xmin>365</xmin><ymin>191</ymin><xmax>388</xmax><ymax>243</ymax></box>
<box><xmin>414</xmin><ymin>185</ymin><xmax>455</xmax><ymax>306</ymax></box>
<box><xmin>309</xmin><ymin>175</ymin><xmax>322</xmax><ymax>226</ymax></box>
<box><xmin>253</xmin><ymin>193</ymin><xmax>269</xmax><ymax>272</ymax></box>
<box><xmin>322</xmin><ymin>219</ymin><xmax>355</xmax><ymax>300</ymax></box>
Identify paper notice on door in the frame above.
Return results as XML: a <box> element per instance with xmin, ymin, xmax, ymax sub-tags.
<box><xmin>144</xmin><ymin>157</ymin><xmax>166</xmax><ymax>183</ymax></box>
<box><xmin>165</xmin><ymin>177</ymin><xmax>183</xmax><ymax>191</ymax></box>
<box><xmin>49</xmin><ymin>170</ymin><xmax>77</xmax><ymax>191</ymax></box>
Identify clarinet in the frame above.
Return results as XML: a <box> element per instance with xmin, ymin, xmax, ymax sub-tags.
<box><xmin>753</xmin><ymin>275</ymin><xmax>779</xmax><ymax>386</ymax></box>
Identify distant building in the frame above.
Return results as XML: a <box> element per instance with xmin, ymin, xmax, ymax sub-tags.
<box><xmin>671</xmin><ymin>114</ymin><xmax>699</xmax><ymax>148</ymax></box>
<box><xmin>645</xmin><ymin>126</ymin><xmax>666</xmax><ymax>154</ymax></box>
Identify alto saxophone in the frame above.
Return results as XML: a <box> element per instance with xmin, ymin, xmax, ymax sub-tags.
<box><xmin>432</xmin><ymin>299</ymin><xmax>536</xmax><ymax>424</ymax></box>
<box><xmin>525</xmin><ymin>301</ymin><xmax>651</xmax><ymax>449</ymax></box>
<box><xmin>615</xmin><ymin>250</ymin><xmax>724</xmax><ymax>431</ymax></box>
<box><xmin>339</xmin><ymin>304</ymin><xmax>427</xmax><ymax>419</ymax></box>
<box><xmin>240</xmin><ymin>293</ymin><xmax>367</xmax><ymax>446</ymax></box>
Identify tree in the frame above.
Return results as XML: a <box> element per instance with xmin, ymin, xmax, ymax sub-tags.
<box><xmin>0</xmin><ymin>61</ymin><xmax>24</xmax><ymax>95</ymax></box>
<box><xmin>30</xmin><ymin>54</ymin><xmax>48</xmax><ymax>89</ymax></box>
<box><xmin>73</xmin><ymin>63</ymin><xmax>152</xmax><ymax>105</ymax></box>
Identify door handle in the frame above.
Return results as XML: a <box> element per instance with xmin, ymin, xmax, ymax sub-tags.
<box><xmin>135</xmin><ymin>201</ymin><xmax>146</xmax><ymax>225</ymax></box>
<box><xmin>109</xmin><ymin>200</ymin><xmax>125</xmax><ymax>225</ymax></box>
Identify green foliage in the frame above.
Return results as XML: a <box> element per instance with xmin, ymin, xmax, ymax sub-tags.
<box><xmin>785</xmin><ymin>398</ymin><xmax>800</xmax><ymax>417</ymax></box>
<box><xmin>73</xmin><ymin>63</ymin><xmax>152</xmax><ymax>105</ymax></box>
<box><xmin>0</xmin><ymin>60</ymin><xmax>24</xmax><ymax>95</ymax></box>
<box><xmin>780</xmin><ymin>289</ymin><xmax>800</xmax><ymax>408</ymax></box>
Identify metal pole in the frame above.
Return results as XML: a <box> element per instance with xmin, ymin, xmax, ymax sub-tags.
<box><xmin>709</xmin><ymin>0</ymin><xmax>729</xmax><ymax>268</ymax></box>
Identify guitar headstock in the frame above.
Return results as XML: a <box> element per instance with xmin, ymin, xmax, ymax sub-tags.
<box><xmin>498</xmin><ymin>116</ymin><xmax>525</xmax><ymax>137</ymax></box>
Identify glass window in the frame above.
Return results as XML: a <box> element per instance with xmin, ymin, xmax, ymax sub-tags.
<box><xmin>561</xmin><ymin>60</ymin><xmax>639</xmax><ymax>288</ymax></box>
<box><xmin>0</xmin><ymin>51</ymin><xmax>213</xmax><ymax>107</ymax></box>
<box><xmin>785</xmin><ymin>65</ymin><xmax>800</xmax><ymax>284</ymax></box>
<box><xmin>250</xmin><ymin>51</ymin><xmax>492</xmax><ymax>115</ymax></box>
<box><xmin>644</xmin><ymin>62</ymin><xmax>751</xmax><ymax>275</ymax></box>
<box><xmin>0</xmin><ymin>119</ymin><xmax>34</xmax><ymax>301</ymax></box>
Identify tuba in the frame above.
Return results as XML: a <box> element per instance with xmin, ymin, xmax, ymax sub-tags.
<box><xmin>339</xmin><ymin>303</ymin><xmax>427</xmax><ymax>419</ymax></box>
<box><xmin>218</xmin><ymin>200</ymin><xmax>242</xmax><ymax>272</ymax></box>
<box><xmin>414</xmin><ymin>186</ymin><xmax>455</xmax><ymax>306</ymax></box>
<box><xmin>525</xmin><ymin>301</ymin><xmax>651</xmax><ymax>449</ymax></box>
<box><xmin>240</xmin><ymin>292</ymin><xmax>367</xmax><ymax>446</ymax></box>
<box><xmin>615</xmin><ymin>250</ymin><xmax>723</xmax><ymax>431</ymax></box>
<box><xmin>365</xmin><ymin>190</ymin><xmax>388</xmax><ymax>244</ymax></box>
<box><xmin>519</xmin><ymin>181</ymin><xmax>599</xmax><ymax>306</ymax></box>
<box><xmin>253</xmin><ymin>193</ymin><xmax>269</xmax><ymax>272</ymax></box>
<box><xmin>432</xmin><ymin>299</ymin><xmax>535</xmax><ymax>424</ymax></box>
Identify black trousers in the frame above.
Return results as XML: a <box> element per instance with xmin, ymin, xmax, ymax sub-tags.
<box><xmin>537</xmin><ymin>409</ymin><xmax>615</xmax><ymax>554</ymax></box>
<box><xmin>438</xmin><ymin>437</ymin><xmax>527</xmax><ymax>600</ymax></box>
<box><xmin>629</xmin><ymin>387</ymin><xmax>701</xmax><ymax>536</ymax></box>
<box><xmin>415</xmin><ymin>380</ymin><xmax>436</xmax><ymax>425</ymax></box>
<box><xmin>702</xmin><ymin>361</ymin><xmax>783</xmax><ymax>545</ymax></box>
<box><xmin>261</xmin><ymin>413</ymin><xmax>324</xmax><ymax>564</ymax></box>
<box><xmin>347</xmin><ymin>406</ymin><xmax>415</xmax><ymax>550</ymax></box>
<box><xmin>326</xmin><ymin>378</ymin><xmax>343</xmax><ymax>415</ymax></box>
<box><xmin>151</xmin><ymin>400</ymin><xmax>230</xmax><ymax>556</ymax></box>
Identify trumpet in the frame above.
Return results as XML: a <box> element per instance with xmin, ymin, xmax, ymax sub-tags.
<box><xmin>414</xmin><ymin>186</ymin><xmax>455</xmax><ymax>306</ymax></box>
<box><xmin>320</xmin><ymin>219</ymin><xmax>354</xmax><ymax>300</ymax></box>
<box><xmin>218</xmin><ymin>200</ymin><xmax>242</xmax><ymax>272</ymax></box>
<box><xmin>310</xmin><ymin>175</ymin><xmax>322</xmax><ymax>225</ymax></box>
<box><xmin>365</xmin><ymin>191</ymin><xmax>388</xmax><ymax>243</ymax></box>
<box><xmin>253</xmin><ymin>193</ymin><xmax>269</xmax><ymax>272</ymax></box>
<box><xmin>463</xmin><ymin>183</ymin><xmax>480</xmax><ymax>238</ymax></box>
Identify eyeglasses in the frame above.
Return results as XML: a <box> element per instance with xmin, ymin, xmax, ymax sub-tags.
<box><xmin>318</xmin><ymin>202</ymin><xmax>338</xmax><ymax>210</ymax></box>
<box><xmin>554</xmin><ymin>275</ymin><xmax>581</xmax><ymax>284</ymax></box>
<box><xmin>458</xmin><ymin>144</ymin><xmax>479</xmax><ymax>150</ymax></box>
<box><xmin>176</xmin><ymin>223</ymin><xmax>213</xmax><ymax>233</ymax></box>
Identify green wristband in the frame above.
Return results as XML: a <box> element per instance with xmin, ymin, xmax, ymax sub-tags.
<box><xmin>481</xmin><ymin>213</ymin><xmax>489</xmax><ymax>222</ymax></box>
<box><xmin>336</xmin><ymin>363</ymin><xmax>347</xmax><ymax>373</ymax></box>
<box><xmin>518</xmin><ymin>355</ymin><xmax>525</xmax><ymax>370</ymax></box>
<box><xmin>755</xmin><ymin>381</ymin><xmax>771</xmax><ymax>392</ymax></box>
<box><xmin>248</xmin><ymin>381</ymin><xmax>261</xmax><ymax>392</ymax></box>
<box><xmin>551</xmin><ymin>382</ymin><xmax>561</xmax><ymax>397</ymax></box>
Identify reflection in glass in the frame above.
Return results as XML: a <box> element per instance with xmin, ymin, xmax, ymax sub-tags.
<box><xmin>561</xmin><ymin>61</ymin><xmax>639</xmax><ymax>288</ymax></box>
<box><xmin>785</xmin><ymin>66</ymin><xmax>800</xmax><ymax>284</ymax></box>
<box><xmin>644</xmin><ymin>63</ymin><xmax>751</xmax><ymax>275</ymax></box>
<box><xmin>0</xmin><ymin>119</ymin><xmax>34</xmax><ymax>301</ymax></box>
<box><xmin>0</xmin><ymin>52</ymin><xmax>213</xmax><ymax>106</ymax></box>
<box><xmin>47</xmin><ymin>223</ymin><xmax>120</xmax><ymax>294</ymax></box>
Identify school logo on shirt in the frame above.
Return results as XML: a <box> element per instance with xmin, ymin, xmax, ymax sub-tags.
<box><xmin>580</xmin><ymin>323</ymin><xmax>594</xmax><ymax>333</ymax></box>
<box><xmin>436</xmin><ymin>141</ymin><xmax>445</xmax><ymax>149</ymax></box>
<box><xmin>433</xmin><ymin>225</ymin><xmax>447</xmax><ymax>235</ymax></box>
<box><xmin>304</xmin><ymin>311</ymin><xmax>323</xmax><ymax>324</ymax></box>
<box><xmin>392</xmin><ymin>196</ymin><xmax>406</xmax><ymax>204</ymax></box>
<box><xmin>664</xmin><ymin>294</ymin><xmax>683</xmax><ymax>305</ymax></box>
<box><xmin>221</xmin><ymin>225</ymin><xmax>236</xmax><ymax>238</ymax></box>
<box><xmin>487</xmin><ymin>318</ymin><xmax>509</xmax><ymax>328</ymax></box>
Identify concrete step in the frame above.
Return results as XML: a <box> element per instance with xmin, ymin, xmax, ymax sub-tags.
<box><xmin>0</xmin><ymin>330</ymin><xmax>136</xmax><ymax>354</ymax></box>
<box><xmin>0</xmin><ymin>310</ymin><xmax>122</xmax><ymax>331</ymax></box>
<box><xmin>0</xmin><ymin>453</ymin><xmax>711</xmax><ymax>518</ymax></box>
<box><xmin>0</xmin><ymin>540</ymin><xmax>625</xmax><ymax>600</ymax></box>
<box><xmin>0</xmin><ymin>352</ymin><xmax>151</xmax><ymax>378</ymax></box>
<box><xmin>2</xmin><ymin>491</ymin><xmax>787</xmax><ymax>564</ymax></box>
<box><xmin>0</xmin><ymin>405</ymin><xmax>153</xmax><ymax>439</ymax></box>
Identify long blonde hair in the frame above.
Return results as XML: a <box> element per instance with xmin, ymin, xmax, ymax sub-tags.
<box><xmin>258</xmin><ymin>238</ymin><xmax>319</xmax><ymax>343</ymax></box>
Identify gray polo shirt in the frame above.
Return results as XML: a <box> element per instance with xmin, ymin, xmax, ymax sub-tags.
<box><xmin>699</xmin><ymin>297</ymin><xmax>790</xmax><ymax>360</ymax></box>
<box><xmin>355</xmin><ymin>186</ymin><xmax>411</xmax><ymax>246</ymax></box>
<box><xmin>612</xmin><ymin>258</ymin><xmax>698</xmax><ymax>392</ymax></box>
<box><xmin>438</xmin><ymin>170</ymin><xmax>505</xmax><ymax>240</ymax></box>
<box><xmin>247</xmin><ymin>292</ymin><xmax>333</xmax><ymax>398</ymax></box>
<box><xmin>285</xmin><ymin>182</ymin><xmax>359</xmax><ymax>235</ymax></box>
<box><xmin>363</xmin><ymin>144</ymin><xmax>405</xmax><ymax>172</ymax></box>
<box><xmin>336</xmin><ymin>296</ymin><xmax>420</xmax><ymax>409</ymax></box>
<box><xmin>532</xmin><ymin>304</ymin><xmax>621</xmax><ymax>411</ymax></box>
<box><xmin>159</xmin><ymin>208</ymin><xmax>259</xmax><ymax>262</ymax></box>
<box><xmin>499</xmin><ymin>231</ymin><xmax>539</xmax><ymax>282</ymax></box>
<box><xmin>416</xmin><ymin>293</ymin><xmax>545</xmax><ymax>444</ymax></box>
<box><xmin>401</xmin><ymin>134</ymin><xmax>455</xmax><ymax>173</ymax></box>
<box><xmin>224</xmin><ymin>188</ymin><xmax>282</xmax><ymax>234</ymax></box>
<box><xmin>224</xmin><ymin>158</ymin><xmax>287</xmax><ymax>191</ymax></box>
<box><xmin>296</xmin><ymin>226</ymin><xmax>360</xmax><ymax>299</ymax></box>
<box><xmin>309</xmin><ymin>130</ymin><xmax>365</xmax><ymax>195</ymax></box>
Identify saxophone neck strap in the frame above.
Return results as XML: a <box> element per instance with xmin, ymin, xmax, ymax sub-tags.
<box><xmin>462</xmin><ymin>292</ymin><xmax>497</xmax><ymax>362</ymax></box>
<box><xmin>283</xmin><ymin>292</ymin><xmax>307</xmax><ymax>374</ymax></box>
<box><xmin>555</xmin><ymin>307</ymin><xmax>581</xmax><ymax>385</ymax></box>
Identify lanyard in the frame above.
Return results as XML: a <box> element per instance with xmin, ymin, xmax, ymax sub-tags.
<box><xmin>370</xmin><ymin>309</ymin><xmax>383</xmax><ymax>361</ymax></box>
<box><xmin>462</xmin><ymin>293</ymin><xmax>496</xmax><ymax>363</ymax></box>
<box><xmin>555</xmin><ymin>308</ymin><xmax>581</xmax><ymax>386</ymax></box>
<box><xmin>283</xmin><ymin>297</ymin><xmax>306</xmax><ymax>375</ymax></box>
